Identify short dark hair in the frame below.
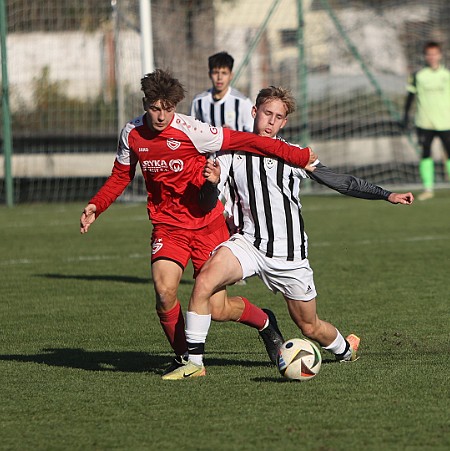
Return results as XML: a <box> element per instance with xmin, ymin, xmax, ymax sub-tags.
<box><xmin>424</xmin><ymin>41</ymin><xmax>441</xmax><ymax>53</ymax></box>
<box><xmin>255</xmin><ymin>86</ymin><xmax>296</xmax><ymax>116</ymax></box>
<box><xmin>208</xmin><ymin>51</ymin><xmax>234</xmax><ymax>72</ymax></box>
<box><xmin>141</xmin><ymin>69</ymin><xmax>186</xmax><ymax>109</ymax></box>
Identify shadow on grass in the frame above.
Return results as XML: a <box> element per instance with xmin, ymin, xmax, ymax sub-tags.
<box><xmin>251</xmin><ymin>358</ymin><xmax>341</xmax><ymax>382</ymax></box>
<box><xmin>0</xmin><ymin>348</ymin><xmax>268</xmax><ymax>375</ymax></box>
<box><xmin>36</xmin><ymin>273</ymin><xmax>194</xmax><ymax>285</ymax></box>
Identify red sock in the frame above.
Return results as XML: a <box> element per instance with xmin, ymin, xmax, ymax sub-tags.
<box><xmin>157</xmin><ymin>301</ymin><xmax>187</xmax><ymax>356</ymax></box>
<box><xmin>236</xmin><ymin>297</ymin><xmax>268</xmax><ymax>330</ymax></box>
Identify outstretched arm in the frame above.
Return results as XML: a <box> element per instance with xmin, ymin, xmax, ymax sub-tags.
<box><xmin>308</xmin><ymin>162</ymin><xmax>414</xmax><ymax>204</ymax></box>
<box><xmin>224</xmin><ymin>130</ymin><xmax>316</xmax><ymax>168</ymax></box>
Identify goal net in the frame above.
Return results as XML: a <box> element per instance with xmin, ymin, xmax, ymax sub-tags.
<box><xmin>1</xmin><ymin>0</ymin><xmax>450</xmax><ymax>203</ymax></box>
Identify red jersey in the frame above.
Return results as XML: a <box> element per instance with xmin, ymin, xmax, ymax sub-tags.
<box><xmin>90</xmin><ymin>113</ymin><xmax>310</xmax><ymax>229</ymax></box>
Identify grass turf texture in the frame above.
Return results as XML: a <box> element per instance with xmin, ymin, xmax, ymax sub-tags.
<box><xmin>1</xmin><ymin>192</ymin><xmax>449</xmax><ymax>450</ymax></box>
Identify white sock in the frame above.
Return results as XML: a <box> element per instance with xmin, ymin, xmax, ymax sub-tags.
<box><xmin>185</xmin><ymin>311</ymin><xmax>211</xmax><ymax>365</ymax></box>
<box><xmin>323</xmin><ymin>329</ymin><xmax>350</xmax><ymax>358</ymax></box>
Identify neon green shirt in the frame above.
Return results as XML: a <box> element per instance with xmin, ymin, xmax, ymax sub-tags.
<box><xmin>407</xmin><ymin>65</ymin><xmax>450</xmax><ymax>130</ymax></box>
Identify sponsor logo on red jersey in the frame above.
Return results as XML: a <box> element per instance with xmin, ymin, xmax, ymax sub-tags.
<box><xmin>141</xmin><ymin>159</ymin><xmax>184</xmax><ymax>173</ymax></box>
<box><xmin>142</xmin><ymin>160</ymin><xmax>169</xmax><ymax>172</ymax></box>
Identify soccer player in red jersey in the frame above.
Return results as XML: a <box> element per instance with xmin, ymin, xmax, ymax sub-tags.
<box><xmin>80</xmin><ymin>69</ymin><xmax>315</xmax><ymax>376</ymax></box>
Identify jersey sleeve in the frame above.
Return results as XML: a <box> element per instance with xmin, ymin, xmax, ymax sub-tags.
<box><xmin>89</xmin><ymin>160</ymin><xmax>136</xmax><ymax>216</ymax></box>
<box><xmin>174</xmin><ymin>114</ymin><xmax>225</xmax><ymax>154</ymax></box>
<box><xmin>89</xmin><ymin>125</ymin><xmax>138</xmax><ymax>216</ymax></box>
<box><xmin>308</xmin><ymin>162</ymin><xmax>391</xmax><ymax>200</ymax></box>
<box><xmin>223</xmin><ymin>130</ymin><xmax>310</xmax><ymax>168</ymax></box>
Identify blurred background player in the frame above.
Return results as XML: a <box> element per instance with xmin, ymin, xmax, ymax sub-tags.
<box><xmin>190</xmin><ymin>51</ymin><xmax>254</xmax><ymax>132</ymax></box>
<box><xmin>80</xmin><ymin>69</ymin><xmax>315</xmax><ymax>378</ymax></box>
<box><xmin>404</xmin><ymin>41</ymin><xmax>450</xmax><ymax>200</ymax></box>
<box><xmin>191</xmin><ymin>50</ymin><xmax>254</xmax><ymax>285</ymax></box>
<box><xmin>163</xmin><ymin>85</ymin><xmax>414</xmax><ymax>380</ymax></box>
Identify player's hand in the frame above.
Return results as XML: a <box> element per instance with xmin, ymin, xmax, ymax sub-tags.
<box><xmin>387</xmin><ymin>192</ymin><xmax>414</xmax><ymax>205</ymax></box>
<box><xmin>203</xmin><ymin>159</ymin><xmax>221</xmax><ymax>185</ymax></box>
<box><xmin>304</xmin><ymin>148</ymin><xmax>318</xmax><ymax>172</ymax></box>
<box><xmin>80</xmin><ymin>203</ymin><xmax>97</xmax><ymax>234</ymax></box>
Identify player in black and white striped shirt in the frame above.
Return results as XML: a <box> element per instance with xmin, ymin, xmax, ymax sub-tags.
<box><xmin>191</xmin><ymin>51</ymin><xmax>254</xmax><ymax>286</ymax></box>
<box><xmin>190</xmin><ymin>51</ymin><xmax>254</xmax><ymax>132</ymax></box>
<box><xmin>164</xmin><ymin>86</ymin><xmax>414</xmax><ymax>379</ymax></box>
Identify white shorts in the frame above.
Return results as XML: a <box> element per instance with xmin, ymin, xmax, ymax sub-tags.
<box><xmin>218</xmin><ymin>234</ymin><xmax>317</xmax><ymax>301</ymax></box>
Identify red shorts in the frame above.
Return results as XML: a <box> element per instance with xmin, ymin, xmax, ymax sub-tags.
<box><xmin>150</xmin><ymin>215</ymin><xmax>229</xmax><ymax>277</ymax></box>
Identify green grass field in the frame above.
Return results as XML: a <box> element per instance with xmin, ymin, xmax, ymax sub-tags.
<box><xmin>1</xmin><ymin>192</ymin><xmax>449</xmax><ymax>450</ymax></box>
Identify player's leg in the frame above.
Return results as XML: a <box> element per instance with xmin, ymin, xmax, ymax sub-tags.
<box><xmin>151</xmin><ymin>226</ymin><xmax>191</xmax><ymax>366</ymax></box>
<box><xmin>260</xmin><ymin>256</ymin><xmax>359</xmax><ymax>361</ymax></box>
<box><xmin>152</xmin><ymin>259</ymin><xmax>187</xmax><ymax>360</ymax></box>
<box><xmin>163</xmin><ymin>222</ymin><xmax>240</xmax><ymax>378</ymax></box>
<box><xmin>417</xmin><ymin>127</ymin><xmax>435</xmax><ymax>199</ymax></box>
<box><xmin>284</xmin><ymin>297</ymin><xmax>358</xmax><ymax>361</ymax></box>
<box><xmin>191</xmin><ymin>245</ymin><xmax>244</xmax><ymax>314</ymax></box>
<box><xmin>163</xmin><ymin>235</ymin><xmax>282</xmax><ymax>379</ymax></box>
<box><xmin>437</xmin><ymin>130</ymin><xmax>450</xmax><ymax>181</ymax></box>
<box><xmin>184</xmin><ymin>246</ymin><xmax>259</xmax><ymax>367</ymax></box>
<box><xmin>198</xmin><ymin>246</ymin><xmax>271</xmax><ymax>331</ymax></box>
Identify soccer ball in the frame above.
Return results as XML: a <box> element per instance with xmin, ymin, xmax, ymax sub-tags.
<box><xmin>277</xmin><ymin>338</ymin><xmax>322</xmax><ymax>381</ymax></box>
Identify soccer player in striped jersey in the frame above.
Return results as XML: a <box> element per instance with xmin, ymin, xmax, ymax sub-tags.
<box><xmin>190</xmin><ymin>51</ymin><xmax>254</xmax><ymax>132</ymax></box>
<box><xmin>162</xmin><ymin>86</ymin><xmax>414</xmax><ymax>380</ymax></box>
<box><xmin>79</xmin><ymin>70</ymin><xmax>315</xmax><ymax>377</ymax></box>
<box><xmin>191</xmin><ymin>51</ymin><xmax>254</xmax><ymax>285</ymax></box>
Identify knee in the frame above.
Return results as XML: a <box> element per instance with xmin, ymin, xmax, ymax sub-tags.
<box><xmin>154</xmin><ymin>281</ymin><xmax>178</xmax><ymax>311</ymax></box>
<box><xmin>193</xmin><ymin>272</ymin><xmax>216</xmax><ymax>299</ymax></box>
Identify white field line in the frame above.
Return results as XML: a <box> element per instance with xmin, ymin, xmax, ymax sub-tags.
<box><xmin>0</xmin><ymin>235</ymin><xmax>447</xmax><ymax>266</ymax></box>
<box><xmin>2</xmin><ymin>215</ymin><xmax>146</xmax><ymax>229</ymax></box>
<box><xmin>0</xmin><ymin>253</ymin><xmax>149</xmax><ymax>266</ymax></box>
<box><xmin>312</xmin><ymin>234</ymin><xmax>447</xmax><ymax>247</ymax></box>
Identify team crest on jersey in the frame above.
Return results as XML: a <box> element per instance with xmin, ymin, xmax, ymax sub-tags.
<box><xmin>167</xmin><ymin>138</ymin><xmax>181</xmax><ymax>150</ymax></box>
<box><xmin>152</xmin><ymin>238</ymin><xmax>163</xmax><ymax>255</ymax></box>
<box><xmin>265</xmin><ymin>158</ymin><xmax>275</xmax><ymax>169</ymax></box>
<box><xmin>169</xmin><ymin>159</ymin><xmax>184</xmax><ymax>172</ymax></box>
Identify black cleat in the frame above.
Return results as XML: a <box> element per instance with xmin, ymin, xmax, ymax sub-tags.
<box><xmin>258</xmin><ymin>309</ymin><xmax>285</xmax><ymax>364</ymax></box>
<box><xmin>162</xmin><ymin>354</ymin><xmax>188</xmax><ymax>376</ymax></box>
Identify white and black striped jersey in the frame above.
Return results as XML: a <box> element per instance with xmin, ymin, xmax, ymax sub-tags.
<box><xmin>216</xmin><ymin>140</ymin><xmax>309</xmax><ymax>261</ymax></box>
<box><xmin>190</xmin><ymin>87</ymin><xmax>254</xmax><ymax>132</ymax></box>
